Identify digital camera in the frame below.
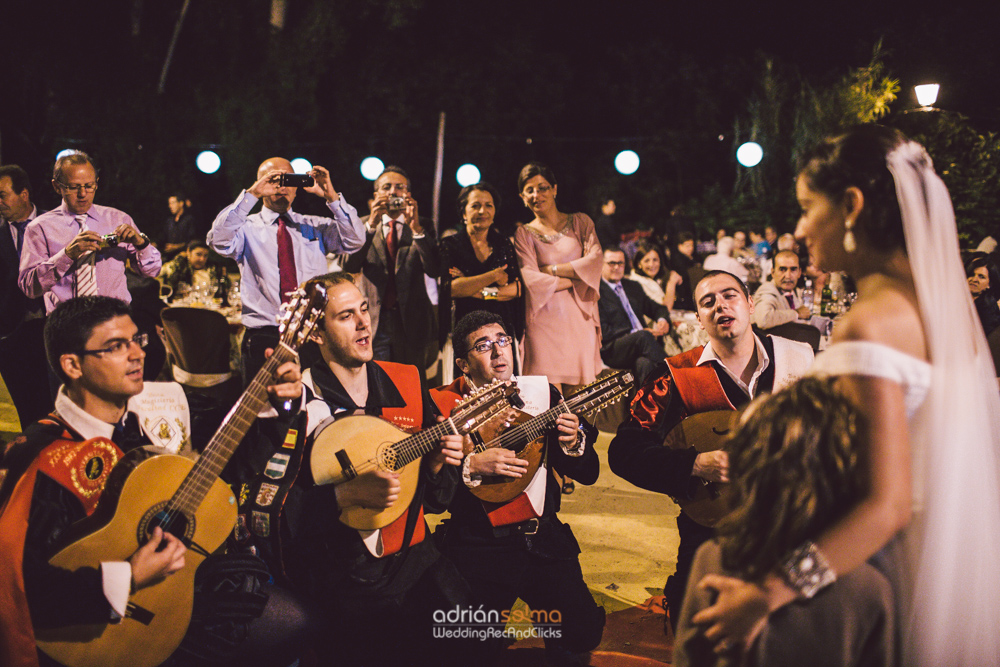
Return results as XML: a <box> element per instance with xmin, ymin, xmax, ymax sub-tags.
<box><xmin>387</xmin><ymin>195</ymin><xmax>407</xmax><ymax>211</ymax></box>
<box><xmin>100</xmin><ymin>233</ymin><xmax>119</xmax><ymax>248</ymax></box>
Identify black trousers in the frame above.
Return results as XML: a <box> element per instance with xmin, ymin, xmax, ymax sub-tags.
<box><xmin>0</xmin><ymin>318</ymin><xmax>54</xmax><ymax>427</ymax></box>
<box><xmin>600</xmin><ymin>329</ymin><xmax>666</xmax><ymax>386</ymax></box>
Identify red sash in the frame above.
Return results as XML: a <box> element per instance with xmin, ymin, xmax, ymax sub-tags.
<box><xmin>372</xmin><ymin>361</ymin><xmax>427</xmax><ymax>556</ymax></box>
<box><xmin>0</xmin><ymin>423</ymin><xmax>124</xmax><ymax>667</ymax></box>
<box><xmin>665</xmin><ymin>347</ymin><xmax>735</xmax><ymax>413</ymax></box>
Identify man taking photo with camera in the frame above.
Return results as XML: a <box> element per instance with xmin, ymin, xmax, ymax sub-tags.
<box><xmin>345</xmin><ymin>166</ymin><xmax>440</xmax><ymax>379</ymax></box>
<box><xmin>209</xmin><ymin>156</ymin><xmax>365</xmax><ymax>382</ymax></box>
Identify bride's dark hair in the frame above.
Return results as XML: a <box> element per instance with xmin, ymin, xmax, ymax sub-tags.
<box><xmin>717</xmin><ymin>377</ymin><xmax>867</xmax><ymax>580</ymax></box>
<box><xmin>797</xmin><ymin>125</ymin><xmax>908</xmax><ymax>253</ymax></box>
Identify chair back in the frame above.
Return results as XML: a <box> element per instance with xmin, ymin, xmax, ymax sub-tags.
<box><xmin>160</xmin><ymin>307</ymin><xmax>235</xmax><ymax>389</ymax></box>
<box><xmin>759</xmin><ymin>322</ymin><xmax>822</xmax><ymax>352</ymax></box>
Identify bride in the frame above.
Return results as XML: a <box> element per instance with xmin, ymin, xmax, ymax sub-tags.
<box><xmin>690</xmin><ymin>125</ymin><xmax>1000</xmax><ymax>666</ymax></box>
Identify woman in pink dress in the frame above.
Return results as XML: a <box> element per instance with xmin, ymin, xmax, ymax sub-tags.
<box><xmin>512</xmin><ymin>163</ymin><xmax>603</xmax><ymax>393</ymax></box>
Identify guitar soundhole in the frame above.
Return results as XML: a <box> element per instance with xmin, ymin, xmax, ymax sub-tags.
<box><xmin>376</xmin><ymin>442</ymin><xmax>399</xmax><ymax>472</ymax></box>
<box><xmin>138</xmin><ymin>501</ymin><xmax>195</xmax><ymax>546</ymax></box>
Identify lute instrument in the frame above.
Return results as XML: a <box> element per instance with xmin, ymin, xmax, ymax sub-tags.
<box><xmin>36</xmin><ymin>285</ymin><xmax>328</xmax><ymax>667</ymax></box>
<box><xmin>310</xmin><ymin>380</ymin><xmax>521</xmax><ymax>531</ymax></box>
<box><xmin>468</xmin><ymin>370</ymin><xmax>634</xmax><ymax>504</ymax></box>
<box><xmin>662</xmin><ymin>409</ymin><xmax>740</xmax><ymax>527</ymax></box>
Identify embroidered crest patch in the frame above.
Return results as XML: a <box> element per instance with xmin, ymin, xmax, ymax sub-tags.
<box><xmin>256</xmin><ymin>483</ymin><xmax>279</xmax><ymax>507</ymax></box>
<box><xmin>282</xmin><ymin>429</ymin><xmax>298</xmax><ymax>449</ymax></box>
<box><xmin>252</xmin><ymin>510</ymin><xmax>270</xmax><ymax>537</ymax></box>
<box><xmin>264</xmin><ymin>453</ymin><xmax>291</xmax><ymax>479</ymax></box>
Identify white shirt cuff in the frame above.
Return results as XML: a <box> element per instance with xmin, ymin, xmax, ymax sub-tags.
<box><xmin>462</xmin><ymin>453</ymin><xmax>482</xmax><ymax>488</ymax></box>
<box><xmin>101</xmin><ymin>561</ymin><xmax>132</xmax><ymax>620</ymax></box>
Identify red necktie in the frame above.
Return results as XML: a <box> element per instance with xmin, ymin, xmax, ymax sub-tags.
<box><xmin>784</xmin><ymin>293</ymin><xmax>796</xmax><ymax>309</ymax></box>
<box><xmin>277</xmin><ymin>215</ymin><xmax>297</xmax><ymax>304</ymax></box>
<box><xmin>383</xmin><ymin>221</ymin><xmax>398</xmax><ymax>309</ymax></box>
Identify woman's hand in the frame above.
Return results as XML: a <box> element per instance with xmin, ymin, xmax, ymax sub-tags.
<box><xmin>491</xmin><ymin>265</ymin><xmax>509</xmax><ymax>287</ymax></box>
<box><xmin>449</xmin><ymin>267</ymin><xmax>465</xmax><ymax>279</ymax></box>
<box><xmin>691</xmin><ymin>575</ymin><xmax>769</xmax><ymax>653</ymax></box>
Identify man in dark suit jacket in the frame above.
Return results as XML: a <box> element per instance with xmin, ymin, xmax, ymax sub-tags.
<box><xmin>344</xmin><ymin>166</ymin><xmax>440</xmax><ymax>377</ymax></box>
<box><xmin>0</xmin><ymin>165</ymin><xmax>53</xmax><ymax>425</ymax></box>
<box><xmin>599</xmin><ymin>247</ymin><xmax>669</xmax><ymax>385</ymax></box>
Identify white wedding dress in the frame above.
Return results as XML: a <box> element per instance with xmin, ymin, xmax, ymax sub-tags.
<box><xmin>812</xmin><ymin>142</ymin><xmax>1000</xmax><ymax>667</ymax></box>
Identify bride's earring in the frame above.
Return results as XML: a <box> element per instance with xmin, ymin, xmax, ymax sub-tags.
<box><xmin>843</xmin><ymin>219</ymin><xmax>857</xmax><ymax>253</ymax></box>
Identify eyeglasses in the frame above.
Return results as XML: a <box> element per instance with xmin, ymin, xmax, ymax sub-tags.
<box><xmin>605</xmin><ymin>261</ymin><xmax>626</xmax><ymax>267</ymax></box>
<box><xmin>522</xmin><ymin>184</ymin><xmax>552</xmax><ymax>195</ymax></box>
<box><xmin>58</xmin><ymin>182</ymin><xmax>98</xmax><ymax>194</ymax></box>
<box><xmin>471</xmin><ymin>335</ymin><xmax>513</xmax><ymax>355</ymax></box>
<box><xmin>78</xmin><ymin>333</ymin><xmax>148</xmax><ymax>357</ymax></box>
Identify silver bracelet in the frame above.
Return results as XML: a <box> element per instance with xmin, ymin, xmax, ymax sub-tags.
<box><xmin>780</xmin><ymin>541</ymin><xmax>836</xmax><ymax>598</ymax></box>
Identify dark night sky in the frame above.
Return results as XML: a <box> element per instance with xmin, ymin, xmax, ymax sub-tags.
<box><xmin>4</xmin><ymin>0</ymin><xmax>999</xmax><ymax>231</ymax></box>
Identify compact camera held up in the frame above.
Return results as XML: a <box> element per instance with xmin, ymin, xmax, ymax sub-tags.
<box><xmin>99</xmin><ymin>233</ymin><xmax>119</xmax><ymax>249</ymax></box>
<box><xmin>387</xmin><ymin>195</ymin><xmax>407</xmax><ymax>212</ymax></box>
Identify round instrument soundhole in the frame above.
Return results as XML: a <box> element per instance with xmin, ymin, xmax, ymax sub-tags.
<box><xmin>376</xmin><ymin>442</ymin><xmax>399</xmax><ymax>471</ymax></box>
<box><xmin>138</xmin><ymin>501</ymin><xmax>195</xmax><ymax>544</ymax></box>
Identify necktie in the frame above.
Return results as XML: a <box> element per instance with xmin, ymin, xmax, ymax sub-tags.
<box><xmin>11</xmin><ymin>220</ymin><xmax>29</xmax><ymax>255</ymax></box>
<box><xmin>784</xmin><ymin>292</ymin><xmax>796</xmax><ymax>309</ymax></box>
<box><xmin>75</xmin><ymin>214</ymin><xmax>98</xmax><ymax>297</ymax></box>
<box><xmin>614</xmin><ymin>282</ymin><xmax>643</xmax><ymax>333</ymax></box>
<box><xmin>276</xmin><ymin>214</ymin><xmax>297</xmax><ymax>304</ymax></box>
<box><xmin>112</xmin><ymin>412</ymin><xmax>146</xmax><ymax>451</ymax></box>
<box><xmin>383</xmin><ymin>220</ymin><xmax>398</xmax><ymax>309</ymax></box>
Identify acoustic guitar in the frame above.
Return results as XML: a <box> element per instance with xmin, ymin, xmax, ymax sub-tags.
<box><xmin>36</xmin><ymin>285</ymin><xmax>328</xmax><ymax>667</ymax></box>
<box><xmin>662</xmin><ymin>409</ymin><xmax>741</xmax><ymax>527</ymax></box>
<box><xmin>469</xmin><ymin>370</ymin><xmax>634</xmax><ymax>504</ymax></box>
<box><xmin>310</xmin><ymin>380</ymin><xmax>521</xmax><ymax>531</ymax></box>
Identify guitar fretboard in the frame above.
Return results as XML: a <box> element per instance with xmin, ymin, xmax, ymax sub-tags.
<box><xmin>167</xmin><ymin>344</ymin><xmax>295</xmax><ymax>516</ymax></box>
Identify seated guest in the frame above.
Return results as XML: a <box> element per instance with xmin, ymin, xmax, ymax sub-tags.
<box><xmin>752</xmin><ymin>250</ymin><xmax>813</xmax><ymax>329</ymax></box>
<box><xmin>599</xmin><ymin>247</ymin><xmax>669</xmax><ymax>385</ymax></box>
<box><xmin>432</xmin><ymin>310</ymin><xmax>605</xmax><ymax>664</ymax></box>
<box><xmin>0</xmin><ymin>296</ymin><xmax>312</xmax><ymax>667</ymax></box>
<box><xmin>630</xmin><ymin>240</ymin><xmax>684</xmax><ymax>310</ymax></box>
<box><xmin>159</xmin><ymin>239</ymin><xmax>216</xmax><ymax>295</ymax></box>
<box><xmin>674</xmin><ymin>378</ymin><xmax>895</xmax><ymax>667</ymax></box>
<box><xmin>702</xmin><ymin>237</ymin><xmax>749</xmax><ymax>283</ymax></box>
<box><xmin>967</xmin><ymin>255</ymin><xmax>1000</xmax><ymax>337</ymax></box>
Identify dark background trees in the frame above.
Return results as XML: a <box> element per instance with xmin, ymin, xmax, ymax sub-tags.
<box><xmin>2</xmin><ymin>0</ymin><xmax>998</xmax><ymax>245</ymax></box>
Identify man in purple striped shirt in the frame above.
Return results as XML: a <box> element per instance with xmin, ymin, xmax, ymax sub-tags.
<box><xmin>18</xmin><ymin>151</ymin><xmax>161</xmax><ymax>313</ymax></box>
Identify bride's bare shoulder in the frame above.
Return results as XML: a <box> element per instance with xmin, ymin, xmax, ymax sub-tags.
<box><xmin>834</xmin><ymin>279</ymin><xmax>927</xmax><ymax>361</ymax></box>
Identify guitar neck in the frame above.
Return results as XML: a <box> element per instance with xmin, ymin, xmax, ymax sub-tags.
<box><xmin>169</xmin><ymin>344</ymin><xmax>295</xmax><ymax>515</ymax></box>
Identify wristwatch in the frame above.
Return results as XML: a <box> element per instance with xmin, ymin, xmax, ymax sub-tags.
<box><xmin>135</xmin><ymin>233</ymin><xmax>150</xmax><ymax>250</ymax></box>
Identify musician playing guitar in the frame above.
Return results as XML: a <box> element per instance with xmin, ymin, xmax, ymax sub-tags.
<box><xmin>431</xmin><ymin>310</ymin><xmax>606</xmax><ymax>664</ymax></box>
<box><xmin>608</xmin><ymin>270</ymin><xmax>814</xmax><ymax>632</ymax></box>
<box><xmin>0</xmin><ymin>296</ymin><xmax>309</xmax><ymax>667</ymax></box>
<box><xmin>234</xmin><ymin>272</ymin><xmax>467</xmax><ymax>666</ymax></box>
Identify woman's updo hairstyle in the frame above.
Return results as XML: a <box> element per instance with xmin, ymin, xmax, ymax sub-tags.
<box><xmin>797</xmin><ymin>124</ymin><xmax>908</xmax><ymax>253</ymax></box>
<box><xmin>517</xmin><ymin>162</ymin><xmax>558</xmax><ymax>193</ymax></box>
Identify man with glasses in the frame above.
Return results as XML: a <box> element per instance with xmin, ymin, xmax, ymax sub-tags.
<box><xmin>0</xmin><ymin>296</ymin><xmax>313</xmax><ymax>666</ymax></box>
<box><xmin>430</xmin><ymin>309</ymin><xmax>605</xmax><ymax>663</ymax></box>
<box><xmin>18</xmin><ymin>151</ymin><xmax>161</xmax><ymax>313</ymax></box>
<box><xmin>598</xmin><ymin>246</ymin><xmax>669</xmax><ymax>385</ymax></box>
<box><xmin>209</xmin><ymin>157</ymin><xmax>365</xmax><ymax>385</ymax></box>
<box><xmin>344</xmin><ymin>166</ymin><xmax>440</xmax><ymax>378</ymax></box>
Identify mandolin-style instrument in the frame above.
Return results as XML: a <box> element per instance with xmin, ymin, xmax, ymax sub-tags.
<box><xmin>310</xmin><ymin>380</ymin><xmax>521</xmax><ymax>530</ymax></box>
<box><xmin>468</xmin><ymin>370</ymin><xmax>634</xmax><ymax>504</ymax></box>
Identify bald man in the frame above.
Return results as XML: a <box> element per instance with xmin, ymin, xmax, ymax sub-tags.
<box><xmin>209</xmin><ymin>157</ymin><xmax>365</xmax><ymax>382</ymax></box>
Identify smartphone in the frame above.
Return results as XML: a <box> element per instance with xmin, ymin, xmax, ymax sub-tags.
<box><xmin>279</xmin><ymin>173</ymin><xmax>315</xmax><ymax>188</ymax></box>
